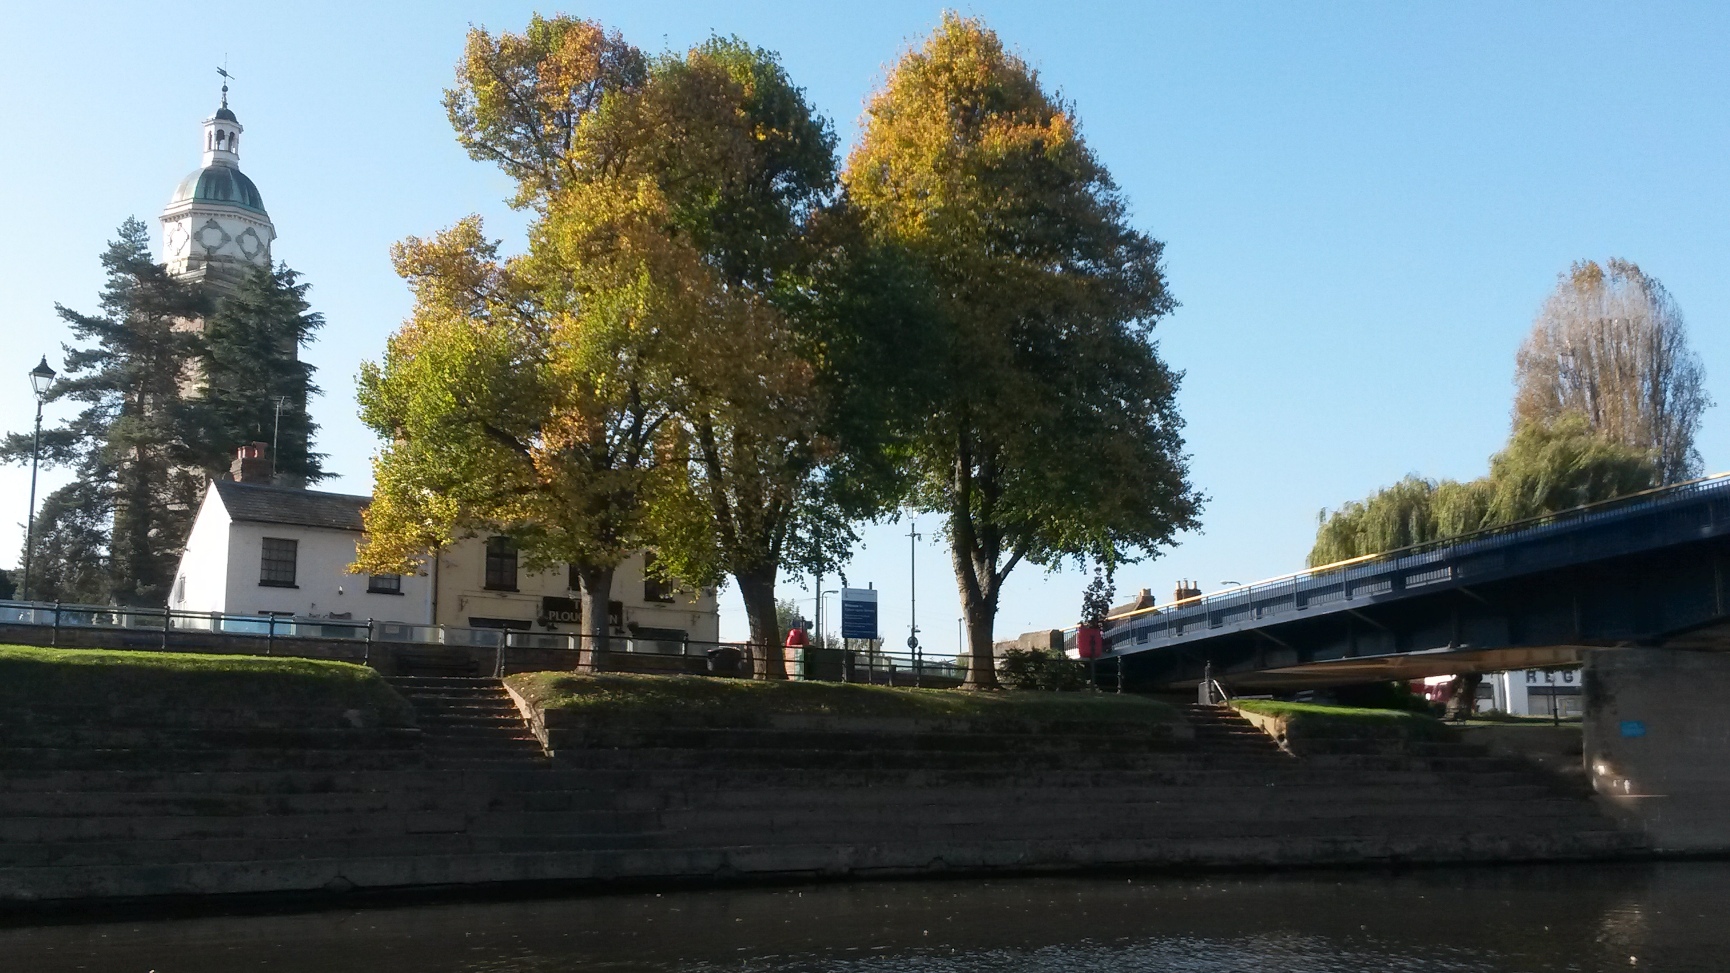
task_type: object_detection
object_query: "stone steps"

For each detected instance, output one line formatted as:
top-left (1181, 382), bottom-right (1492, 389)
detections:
top-left (388, 676), bottom-right (546, 768)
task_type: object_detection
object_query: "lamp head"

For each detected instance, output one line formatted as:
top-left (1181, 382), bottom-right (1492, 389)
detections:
top-left (28, 357), bottom-right (56, 398)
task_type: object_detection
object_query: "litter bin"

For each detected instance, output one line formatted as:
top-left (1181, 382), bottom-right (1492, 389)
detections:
top-left (705, 645), bottom-right (744, 676)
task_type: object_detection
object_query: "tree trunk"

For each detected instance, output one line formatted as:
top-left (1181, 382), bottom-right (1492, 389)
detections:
top-left (952, 536), bottom-right (1003, 691)
top-left (573, 562), bottom-right (615, 672)
top-left (961, 603), bottom-right (1000, 690)
top-left (735, 568), bottom-right (787, 681)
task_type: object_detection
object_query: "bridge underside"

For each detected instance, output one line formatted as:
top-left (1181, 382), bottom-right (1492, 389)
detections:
top-left (1116, 538), bottom-right (1730, 693)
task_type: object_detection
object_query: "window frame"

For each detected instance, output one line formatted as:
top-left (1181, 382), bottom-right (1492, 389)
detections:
top-left (483, 536), bottom-right (519, 591)
top-left (367, 573), bottom-right (403, 595)
top-left (258, 537), bottom-right (298, 588)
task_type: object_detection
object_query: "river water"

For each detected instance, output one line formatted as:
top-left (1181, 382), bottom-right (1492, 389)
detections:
top-left (3, 862), bottom-right (1726, 972)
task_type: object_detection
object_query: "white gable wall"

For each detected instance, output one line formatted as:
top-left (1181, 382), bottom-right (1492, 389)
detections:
top-left (172, 487), bottom-right (234, 613)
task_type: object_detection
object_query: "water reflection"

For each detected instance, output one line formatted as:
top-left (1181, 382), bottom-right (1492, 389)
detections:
top-left (2, 862), bottom-right (1725, 972)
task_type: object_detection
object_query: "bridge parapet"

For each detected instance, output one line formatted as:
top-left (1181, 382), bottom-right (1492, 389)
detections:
top-left (1107, 473), bottom-right (1730, 660)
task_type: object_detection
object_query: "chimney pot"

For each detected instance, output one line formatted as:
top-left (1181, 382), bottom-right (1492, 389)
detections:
top-left (230, 442), bottom-right (273, 484)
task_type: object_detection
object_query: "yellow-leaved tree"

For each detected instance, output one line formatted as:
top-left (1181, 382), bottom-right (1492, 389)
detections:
top-left (845, 14), bottom-right (1200, 687)
top-left (356, 19), bottom-right (687, 668)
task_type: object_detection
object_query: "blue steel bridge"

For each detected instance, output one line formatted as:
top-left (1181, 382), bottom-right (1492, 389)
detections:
top-left (1104, 474), bottom-right (1730, 692)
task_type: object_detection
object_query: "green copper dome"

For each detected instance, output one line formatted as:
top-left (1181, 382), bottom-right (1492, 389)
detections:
top-left (170, 165), bottom-right (267, 216)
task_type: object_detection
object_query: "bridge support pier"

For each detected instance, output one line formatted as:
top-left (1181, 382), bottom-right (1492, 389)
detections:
top-left (1584, 647), bottom-right (1730, 854)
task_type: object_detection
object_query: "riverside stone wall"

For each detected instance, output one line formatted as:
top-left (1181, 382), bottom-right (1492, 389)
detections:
top-left (0, 684), bottom-right (1646, 909)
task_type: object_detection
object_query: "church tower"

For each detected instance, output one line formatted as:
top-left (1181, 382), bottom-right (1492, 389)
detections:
top-left (160, 81), bottom-right (276, 293)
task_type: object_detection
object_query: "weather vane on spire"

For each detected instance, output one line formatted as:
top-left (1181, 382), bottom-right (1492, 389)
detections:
top-left (217, 61), bottom-right (236, 107)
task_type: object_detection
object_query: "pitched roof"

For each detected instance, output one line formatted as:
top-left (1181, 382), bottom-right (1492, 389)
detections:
top-left (212, 480), bottom-right (369, 532)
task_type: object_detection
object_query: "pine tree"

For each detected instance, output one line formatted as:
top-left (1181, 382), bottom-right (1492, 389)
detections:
top-left (4, 221), bottom-right (326, 605)
top-left (194, 263), bottom-right (326, 484)
top-left (18, 478), bottom-right (111, 603)
top-left (1, 218), bottom-right (208, 604)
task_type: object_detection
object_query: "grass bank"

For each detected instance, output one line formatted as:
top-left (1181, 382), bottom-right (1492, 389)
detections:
top-left (1232, 699), bottom-right (1451, 743)
top-left (507, 671), bottom-right (1177, 727)
top-left (0, 644), bottom-right (414, 728)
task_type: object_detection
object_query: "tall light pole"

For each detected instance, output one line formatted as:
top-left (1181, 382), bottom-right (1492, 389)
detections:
top-left (21, 356), bottom-right (56, 602)
top-left (820, 589), bottom-right (838, 647)
top-left (907, 518), bottom-right (921, 678)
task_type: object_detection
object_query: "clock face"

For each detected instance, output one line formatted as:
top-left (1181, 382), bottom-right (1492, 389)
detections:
top-left (165, 222), bottom-right (189, 254)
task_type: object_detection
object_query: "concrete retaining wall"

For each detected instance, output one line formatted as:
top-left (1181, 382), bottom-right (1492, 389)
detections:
top-left (1584, 647), bottom-right (1730, 854)
top-left (0, 688), bottom-right (1646, 909)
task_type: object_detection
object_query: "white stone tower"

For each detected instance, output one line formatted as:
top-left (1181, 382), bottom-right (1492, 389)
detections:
top-left (160, 81), bottom-right (275, 292)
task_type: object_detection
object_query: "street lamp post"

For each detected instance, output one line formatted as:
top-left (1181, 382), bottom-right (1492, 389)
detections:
top-left (819, 589), bottom-right (838, 647)
top-left (21, 356), bottom-right (57, 602)
top-left (906, 519), bottom-right (921, 684)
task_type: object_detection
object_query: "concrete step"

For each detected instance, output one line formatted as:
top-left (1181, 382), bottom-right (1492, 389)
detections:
top-left (0, 804), bottom-right (659, 844)
top-left (546, 746), bottom-right (1295, 772)
top-left (0, 727), bottom-right (424, 751)
top-left (557, 728), bottom-right (1194, 755)
top-left (0, 747), bottom-right (428, 773)
top-left (0, 785), bottom-right (623, 818)
top-left (0, 828), bottom-right (670, 870)
top-left (657, 795), bottom-right (1618, 838)
top-left (0, 767), bottom-right (606, 796)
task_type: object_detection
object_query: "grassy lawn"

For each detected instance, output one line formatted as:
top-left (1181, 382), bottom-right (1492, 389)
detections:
top-left (0, 644), bottom-right (414, 727)
top-left (1232, 699), bottom-right (1451, 741)
top-left (507, 671), bottom-right (1177, 726)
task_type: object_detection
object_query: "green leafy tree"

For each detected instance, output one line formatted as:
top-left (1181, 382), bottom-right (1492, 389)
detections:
top-left (194, 263), bottom-right (326, 484)
top-left (845, 14), bottom-right (1201, 688)
top-left (1079, 566), bottom-right (1115, 629)
top-left (1308, 414), bottom-right (1657, 565)
top-left (361, 20), bottom-right (685, 667)
top-left (774, 597), bottom-right (804, 644)
top-left (357, 217), bottom-right (688, 668)
top-left (579, 37), bottom-right (868, 679)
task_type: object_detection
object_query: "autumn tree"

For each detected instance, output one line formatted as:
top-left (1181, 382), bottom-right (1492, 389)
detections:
top-left (1514, 259), bottom-right (1710, 484)
top-left (444, 14), bottom-right (647, 210)
top-left (360, 20), bottom-right (692, 666)
top-left (382, 18), bottom-right (950, 676)
top-left (845, 14), bottom-right (1200, 688)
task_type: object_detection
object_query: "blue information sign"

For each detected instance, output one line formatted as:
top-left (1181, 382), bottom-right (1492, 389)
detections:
top-left (840, 588), bottom-right (879, 641)
top-left (1620, 720), bottom-right (1647, 738)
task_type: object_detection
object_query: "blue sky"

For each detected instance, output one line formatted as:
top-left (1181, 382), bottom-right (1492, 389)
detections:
top-left (2, 1), bottom-right (1727, 648)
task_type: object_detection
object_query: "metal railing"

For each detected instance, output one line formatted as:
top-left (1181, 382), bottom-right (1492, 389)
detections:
top-left (789, 643), bottom-right (970, 687)
top-left (1105, 472), bottom-right (1730, 653)
top-left (0, 599), bottom-right (979, 683)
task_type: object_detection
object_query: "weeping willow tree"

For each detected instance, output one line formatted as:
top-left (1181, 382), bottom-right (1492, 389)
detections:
top-left (1308, 414), bottom-right (1657, 566)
